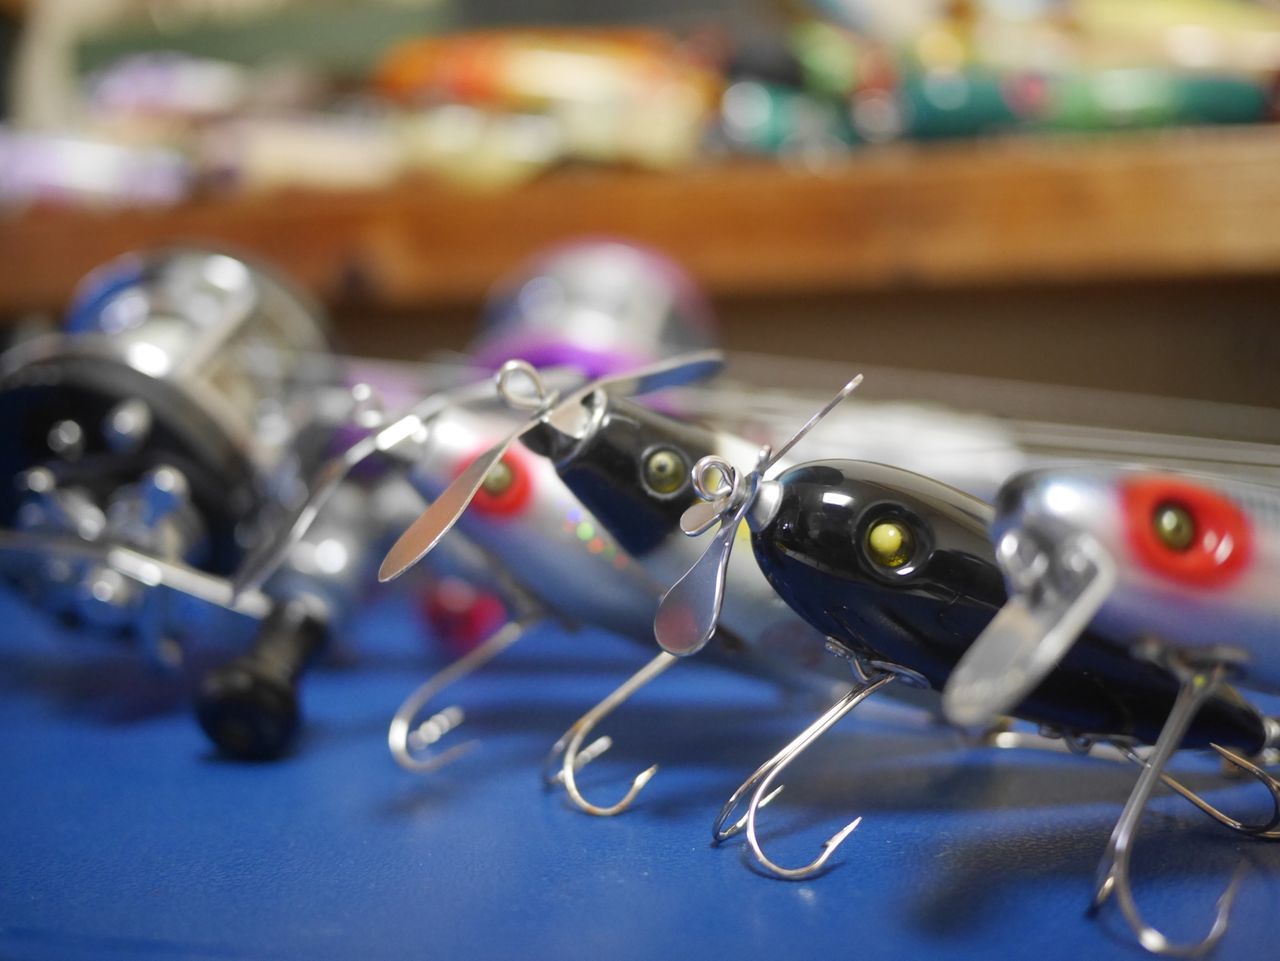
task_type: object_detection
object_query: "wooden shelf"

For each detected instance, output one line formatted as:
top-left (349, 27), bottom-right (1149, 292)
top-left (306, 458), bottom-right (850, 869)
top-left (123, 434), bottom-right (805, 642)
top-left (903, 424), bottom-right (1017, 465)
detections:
top-left (4, 126), bottom-right (1280, 314)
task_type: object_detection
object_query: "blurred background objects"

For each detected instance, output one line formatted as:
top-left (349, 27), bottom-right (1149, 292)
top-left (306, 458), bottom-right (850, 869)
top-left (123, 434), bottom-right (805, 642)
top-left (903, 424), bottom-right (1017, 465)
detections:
top-left (0, 0), bottom-right (1277, 407)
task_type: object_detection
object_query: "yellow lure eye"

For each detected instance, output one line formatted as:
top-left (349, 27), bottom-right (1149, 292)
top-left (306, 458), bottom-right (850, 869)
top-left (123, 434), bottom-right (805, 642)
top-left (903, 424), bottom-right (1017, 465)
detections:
top-left (642, 448), bottom-right (686, 495)
top-left (866, 520), bottom-right (914, 569)
top-left (1153, 502), bottom-right (1196, 552)
top-left (482, 460), bottom-right (514, 497)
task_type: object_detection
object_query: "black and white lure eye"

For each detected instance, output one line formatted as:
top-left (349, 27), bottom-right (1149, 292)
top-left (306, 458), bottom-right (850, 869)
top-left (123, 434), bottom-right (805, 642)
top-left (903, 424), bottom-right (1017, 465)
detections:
top-left (640, 445), bottom-right (689, 499)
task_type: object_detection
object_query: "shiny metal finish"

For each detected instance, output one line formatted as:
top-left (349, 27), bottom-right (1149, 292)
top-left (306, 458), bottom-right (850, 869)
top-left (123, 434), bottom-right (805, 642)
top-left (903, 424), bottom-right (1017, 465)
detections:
top-left (713, 672), bottom-right (897, 879)
top-left (541, 651), bottom-right (677, 817)
top-left (388, 619), bottom-right (537, 774)
top-left (654, 376), bottom-right (864, 659)
top-left (934, 463), bottom-right (1280, 954)
top-left (0, 249), bottom-right (336, 595)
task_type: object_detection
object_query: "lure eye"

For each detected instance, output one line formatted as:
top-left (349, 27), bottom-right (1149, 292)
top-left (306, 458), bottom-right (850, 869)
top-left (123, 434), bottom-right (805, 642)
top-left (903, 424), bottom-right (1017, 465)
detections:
top-left (481, 460), bottom-right (514, 497)
top-left (1152, 502), bottom-right (1196, 552)
top-left (1122, 476), bottom-right (1250, 588)
top-left (865, 519), bottom-right (915, 570)
top-left (641, 446), bottom-right (688, 497)
top-left (465, 452), bottom-right (531, 517)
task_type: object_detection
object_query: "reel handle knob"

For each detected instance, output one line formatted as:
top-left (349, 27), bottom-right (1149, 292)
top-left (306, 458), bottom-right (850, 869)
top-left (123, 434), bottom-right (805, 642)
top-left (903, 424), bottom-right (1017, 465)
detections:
top-left (195, 600), bottom-right (327, 761)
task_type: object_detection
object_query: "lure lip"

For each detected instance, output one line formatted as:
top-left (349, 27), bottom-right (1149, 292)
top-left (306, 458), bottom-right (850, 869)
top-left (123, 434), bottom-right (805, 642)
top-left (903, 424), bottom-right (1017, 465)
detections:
top-left (942, 515), bottom-right (1120, 727)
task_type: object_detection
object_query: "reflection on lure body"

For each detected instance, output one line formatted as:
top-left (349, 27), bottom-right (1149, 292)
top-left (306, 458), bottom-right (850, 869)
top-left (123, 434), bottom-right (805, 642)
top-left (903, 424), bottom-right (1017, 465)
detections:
top-left (403, 404), bottom-right (661, 641)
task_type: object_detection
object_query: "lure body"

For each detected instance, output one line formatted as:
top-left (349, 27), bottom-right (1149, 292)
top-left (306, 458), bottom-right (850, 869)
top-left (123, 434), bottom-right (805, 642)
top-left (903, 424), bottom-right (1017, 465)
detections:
top-left (402, 404), bottom-right (662, 641)
top-left (522, 392), bottom-right (844, 681)
top-left (1002, 467), bottom-right (1279, 687)
top-left (746, 460), bottom-right (1269, 753)
top-left (939, 466), bottom-right (1280, 725)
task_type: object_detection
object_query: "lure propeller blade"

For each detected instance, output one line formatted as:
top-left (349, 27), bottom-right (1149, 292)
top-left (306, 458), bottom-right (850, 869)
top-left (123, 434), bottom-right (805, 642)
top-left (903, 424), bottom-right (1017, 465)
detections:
top-left (380, 430), bottom-right (527, 581)
top-left (655, 507), bottom-right (742, 655)
top-left (942, 531), bottom-right (1117, 726)
top-left (578, 351), bottom-right (725, 406)
top-left (654, 374), bottom-right (864, 657)
top-left (234, 378), bottom-right (515, 596)
top-left (377, 351), bottom-right (724, 583)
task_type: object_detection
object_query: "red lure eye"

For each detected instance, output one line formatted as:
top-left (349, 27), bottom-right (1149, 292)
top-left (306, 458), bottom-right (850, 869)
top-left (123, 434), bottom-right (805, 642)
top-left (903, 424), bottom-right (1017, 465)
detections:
top-left (462, 450), bottom-right (532, 517)
top-left (1121, 476), bottom-right (1251, 588)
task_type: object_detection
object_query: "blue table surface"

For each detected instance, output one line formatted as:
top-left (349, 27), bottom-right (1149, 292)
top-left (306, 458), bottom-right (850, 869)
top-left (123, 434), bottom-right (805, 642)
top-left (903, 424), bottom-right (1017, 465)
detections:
top-left (2, 586), bottom-right (1279, 961)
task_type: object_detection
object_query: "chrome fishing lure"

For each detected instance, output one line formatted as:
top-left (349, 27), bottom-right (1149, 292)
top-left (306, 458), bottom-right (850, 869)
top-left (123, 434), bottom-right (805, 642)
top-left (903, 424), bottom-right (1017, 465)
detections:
top-left (652, 378), bottom-right (1279, 891)
top-left (942, 464), bottom-right (1280, 955)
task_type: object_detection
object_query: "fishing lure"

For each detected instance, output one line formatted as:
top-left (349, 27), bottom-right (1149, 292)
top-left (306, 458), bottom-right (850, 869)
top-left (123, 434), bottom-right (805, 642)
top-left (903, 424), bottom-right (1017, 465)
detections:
top-left (942, 464), bottom-right (1280, 954)
top-left (362, 355), bottom-right (878, 784)
top-left (247, 353), bottom-right (826, 775)
top-left (379, 358), bottom-right (1270, 847)
top-left (650, 377), bottom-right (1279, 909)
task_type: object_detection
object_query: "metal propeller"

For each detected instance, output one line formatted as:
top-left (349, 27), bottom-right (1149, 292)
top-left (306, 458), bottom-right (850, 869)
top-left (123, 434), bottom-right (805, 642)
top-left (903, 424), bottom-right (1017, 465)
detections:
top-left (654, 374), bottom-right (863, 657)
top-left (378, 351), bottom-right (725, 583)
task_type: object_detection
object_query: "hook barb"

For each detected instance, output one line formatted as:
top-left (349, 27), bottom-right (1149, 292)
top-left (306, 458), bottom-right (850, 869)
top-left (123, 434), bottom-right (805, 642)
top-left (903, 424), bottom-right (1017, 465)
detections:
top-left (713, 672), bottom-right (895, 880)
top-left (544, 652), bottom-right (679, 817)
top-left (388, 618), bottom-right (533, 773)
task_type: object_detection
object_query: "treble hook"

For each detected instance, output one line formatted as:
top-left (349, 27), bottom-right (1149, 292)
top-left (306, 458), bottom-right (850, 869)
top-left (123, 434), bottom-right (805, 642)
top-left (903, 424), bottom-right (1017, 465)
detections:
top-left (1116, 743), bottom-right (1280, 840)
top-left (982, 727), bottom-right (1280, 838)
top-left (388, 618), bottom-right (535, 773)
top-left (543, 651), bottom-right (679, 816)
top-left (1090, 661), bottom-right (1272, 957)
top-left (714, 672), bottom-right (897, 880)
